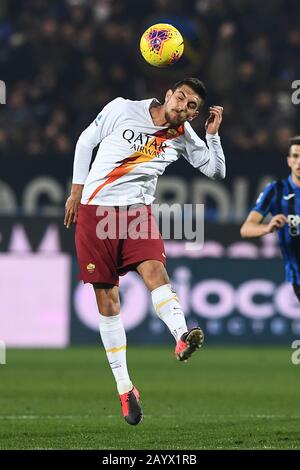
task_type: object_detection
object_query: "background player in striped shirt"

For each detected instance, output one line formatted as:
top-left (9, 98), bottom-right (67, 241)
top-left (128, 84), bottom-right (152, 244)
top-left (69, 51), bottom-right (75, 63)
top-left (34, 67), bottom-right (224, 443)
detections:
top-left (241, 136), bottom-right (300, 302)
top-left (64, 78), bottom-right (225, 425)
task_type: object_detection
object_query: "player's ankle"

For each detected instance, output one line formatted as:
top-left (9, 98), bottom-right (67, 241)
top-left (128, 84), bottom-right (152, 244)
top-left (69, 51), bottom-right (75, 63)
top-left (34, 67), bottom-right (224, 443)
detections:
top-left (117, 379), bottom-right (133, 395)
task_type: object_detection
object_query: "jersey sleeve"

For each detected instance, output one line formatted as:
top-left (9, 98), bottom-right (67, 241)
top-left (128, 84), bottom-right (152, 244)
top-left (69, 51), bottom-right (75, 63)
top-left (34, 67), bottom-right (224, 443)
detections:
top-left (252, 181), bottom-right (277, 217)
top-left (72, 97), bottom-right (126, 184)
top-left (182, 123), bottom-right (226, 180)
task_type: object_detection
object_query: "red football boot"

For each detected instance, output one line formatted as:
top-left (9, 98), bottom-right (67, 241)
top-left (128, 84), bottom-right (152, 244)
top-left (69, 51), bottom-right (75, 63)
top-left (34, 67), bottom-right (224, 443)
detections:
top-left (175, 327), bottom-right (204, 362)
top-left (119, 386), bottom-right (143, 425)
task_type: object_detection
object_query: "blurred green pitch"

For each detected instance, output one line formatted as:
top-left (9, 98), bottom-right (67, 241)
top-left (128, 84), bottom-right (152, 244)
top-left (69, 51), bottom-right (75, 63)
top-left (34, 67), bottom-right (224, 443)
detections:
top-left (0, 346), bottom-right (300, 450)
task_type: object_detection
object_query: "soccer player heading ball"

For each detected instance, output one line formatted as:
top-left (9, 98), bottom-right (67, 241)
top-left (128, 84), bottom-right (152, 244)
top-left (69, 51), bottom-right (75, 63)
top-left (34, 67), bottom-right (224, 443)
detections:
top-left (64, 78), bottom-right (226, 425)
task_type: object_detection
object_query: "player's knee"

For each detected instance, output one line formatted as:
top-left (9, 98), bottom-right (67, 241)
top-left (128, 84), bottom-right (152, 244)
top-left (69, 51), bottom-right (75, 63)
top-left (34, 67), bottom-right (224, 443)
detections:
top-left (99, 298), bottom-right (120, 315)
top-left (93, 284), bottom-right (120, 315)
top-left (143, 264), bottom-right (169, 289)
top-left (95, 292), bottom-right (120, 315)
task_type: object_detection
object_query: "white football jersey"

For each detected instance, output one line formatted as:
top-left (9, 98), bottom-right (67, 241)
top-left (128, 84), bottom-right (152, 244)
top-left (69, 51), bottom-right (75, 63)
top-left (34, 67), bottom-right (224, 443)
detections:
top-left (72, 97), bottom-right (226, 205)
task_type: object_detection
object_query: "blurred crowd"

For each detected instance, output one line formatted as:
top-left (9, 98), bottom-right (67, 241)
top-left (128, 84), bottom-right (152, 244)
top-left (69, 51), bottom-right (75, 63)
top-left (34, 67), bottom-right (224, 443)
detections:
top-left (0, 0), bottom-right (300, 160)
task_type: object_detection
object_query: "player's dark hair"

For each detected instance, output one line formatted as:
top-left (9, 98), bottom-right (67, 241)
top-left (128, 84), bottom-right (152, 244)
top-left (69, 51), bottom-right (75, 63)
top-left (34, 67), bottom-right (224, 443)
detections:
top-left (288, 135), bottom-right (300, 154)
top-left (172, 78), bottom-right (207, 106)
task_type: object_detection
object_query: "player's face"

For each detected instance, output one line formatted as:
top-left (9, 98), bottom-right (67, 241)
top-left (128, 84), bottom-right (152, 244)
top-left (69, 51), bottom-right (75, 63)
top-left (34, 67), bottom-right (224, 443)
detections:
top-left (287, 145), bottom-right (300, 179)
top-left (164, 85), bottom-right (201, 127)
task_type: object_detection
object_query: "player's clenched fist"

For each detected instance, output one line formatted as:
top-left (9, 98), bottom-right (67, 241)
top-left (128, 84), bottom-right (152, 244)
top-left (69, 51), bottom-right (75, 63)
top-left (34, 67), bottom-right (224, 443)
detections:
top-left (266, 214), bottom-right (287, 233)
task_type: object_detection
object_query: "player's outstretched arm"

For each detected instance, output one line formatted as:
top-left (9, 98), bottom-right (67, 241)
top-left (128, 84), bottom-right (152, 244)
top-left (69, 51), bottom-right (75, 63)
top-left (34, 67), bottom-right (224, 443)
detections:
top-left (240, 211), bottom-right (287, 238)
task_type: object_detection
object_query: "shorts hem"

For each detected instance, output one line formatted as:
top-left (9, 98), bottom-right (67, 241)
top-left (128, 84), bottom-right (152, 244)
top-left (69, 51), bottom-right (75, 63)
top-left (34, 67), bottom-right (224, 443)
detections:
top-left (80, 277), bottom-right (119, 286)
top-left (118, 257), bottom-right (166, 276)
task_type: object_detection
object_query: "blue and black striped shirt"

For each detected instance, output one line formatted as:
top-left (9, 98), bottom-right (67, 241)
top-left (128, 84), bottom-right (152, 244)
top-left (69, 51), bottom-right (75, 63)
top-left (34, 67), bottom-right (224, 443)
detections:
top-left (252, 175), bottom-right (300, 284)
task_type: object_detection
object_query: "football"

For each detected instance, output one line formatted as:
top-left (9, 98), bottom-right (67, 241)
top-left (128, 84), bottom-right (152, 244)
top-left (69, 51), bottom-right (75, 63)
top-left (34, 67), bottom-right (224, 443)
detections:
top-left (140, 23), bottom-right (184, 67)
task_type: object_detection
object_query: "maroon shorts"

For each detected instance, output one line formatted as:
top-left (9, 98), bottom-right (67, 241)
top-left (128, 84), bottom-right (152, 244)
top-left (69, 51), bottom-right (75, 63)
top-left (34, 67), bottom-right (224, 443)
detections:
top-left (75, 204), bottom-right (166, 285)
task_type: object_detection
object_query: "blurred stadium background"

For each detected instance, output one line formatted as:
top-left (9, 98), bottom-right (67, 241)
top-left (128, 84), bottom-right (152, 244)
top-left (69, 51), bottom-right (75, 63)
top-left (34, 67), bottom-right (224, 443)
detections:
top-left (1, 0), bottom-right (300, 450)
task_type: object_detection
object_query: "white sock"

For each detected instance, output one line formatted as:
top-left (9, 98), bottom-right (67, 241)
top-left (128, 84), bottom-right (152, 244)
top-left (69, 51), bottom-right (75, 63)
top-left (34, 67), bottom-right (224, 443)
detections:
top-left (99, 313), bottom-right (133, 395)
top-left (151, 284), bottom-right (188, 342)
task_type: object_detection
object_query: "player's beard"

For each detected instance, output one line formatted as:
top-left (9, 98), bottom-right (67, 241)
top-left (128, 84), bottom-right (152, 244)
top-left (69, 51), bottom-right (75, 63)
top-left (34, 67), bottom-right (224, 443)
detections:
top-left (165, 110), bottom-right (184, 127)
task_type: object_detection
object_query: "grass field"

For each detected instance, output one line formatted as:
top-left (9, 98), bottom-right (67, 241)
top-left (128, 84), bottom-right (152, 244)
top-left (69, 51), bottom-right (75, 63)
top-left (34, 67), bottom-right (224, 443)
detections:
top-left (0, 346), bottom-right (300, 450)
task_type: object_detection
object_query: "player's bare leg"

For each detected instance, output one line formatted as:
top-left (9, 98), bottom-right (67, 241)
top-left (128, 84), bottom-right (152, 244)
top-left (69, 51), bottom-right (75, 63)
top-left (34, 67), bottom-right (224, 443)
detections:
top-left (136, 260), bottom-right (170, 291)
top-left (94, 283), bottom-right (142, 425)
top-left (136, 260), bottom-right (204, 361)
